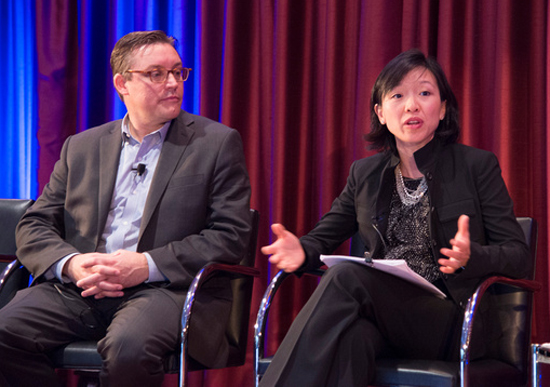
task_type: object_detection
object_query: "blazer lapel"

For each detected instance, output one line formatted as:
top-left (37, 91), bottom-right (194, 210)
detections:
top-left (139, 112), bottom-right (195, 239)
top-left (97, 123), bottom-right (123, 244)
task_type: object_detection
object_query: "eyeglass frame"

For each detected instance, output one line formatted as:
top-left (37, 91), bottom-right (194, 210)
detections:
top-left (125, 67), bottom-right (192, 83)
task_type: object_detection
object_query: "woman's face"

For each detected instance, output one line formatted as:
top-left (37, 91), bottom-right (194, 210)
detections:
top-left (375, 67), bottom-right (446, 154)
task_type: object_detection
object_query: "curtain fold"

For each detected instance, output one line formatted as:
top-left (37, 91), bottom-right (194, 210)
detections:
top-left (10, 0), bottom-right (550, 385)
top-left (36, 0), bottom-right (79, 190)
top-left (0, 0), bottom-right (37, 199)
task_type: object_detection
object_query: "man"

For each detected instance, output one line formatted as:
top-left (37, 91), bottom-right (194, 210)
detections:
top-left (0, 30), bottom-right (251, 386)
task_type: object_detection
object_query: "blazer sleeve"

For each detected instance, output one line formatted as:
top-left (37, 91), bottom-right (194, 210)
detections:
top-left (456, 151), bottom-right (531, 281)
top-left (299, 161), bottom-right (361, 272)
top-left (15, 135), bottom-right (83, 278)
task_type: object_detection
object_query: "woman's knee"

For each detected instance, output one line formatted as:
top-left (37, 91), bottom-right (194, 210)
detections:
top-left (321, 261), bottom-right (374, 288)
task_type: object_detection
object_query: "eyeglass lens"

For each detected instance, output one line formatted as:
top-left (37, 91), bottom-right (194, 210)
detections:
top-left (150, 68), bottom-right (190, 83)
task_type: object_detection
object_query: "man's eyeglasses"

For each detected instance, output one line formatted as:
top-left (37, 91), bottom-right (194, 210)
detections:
top-left (125, 67), bottom-right (191, 83)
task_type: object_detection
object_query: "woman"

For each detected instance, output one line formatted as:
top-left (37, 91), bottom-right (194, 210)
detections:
top-left (259, 49), bottom-right (530, 386)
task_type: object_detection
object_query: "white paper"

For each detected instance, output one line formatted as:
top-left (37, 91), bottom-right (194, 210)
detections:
top-left (320, 255), bottom-right (447, 298)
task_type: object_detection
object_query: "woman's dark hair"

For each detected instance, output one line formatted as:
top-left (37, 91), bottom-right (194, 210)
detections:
top-left (365, 49), bottom-right (460, 153)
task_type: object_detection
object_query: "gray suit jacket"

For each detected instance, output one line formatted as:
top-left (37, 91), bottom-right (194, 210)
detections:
top-left (15, 110), bottom-right (252, 367)
top-left (16, 110), bottom-right (251, 290)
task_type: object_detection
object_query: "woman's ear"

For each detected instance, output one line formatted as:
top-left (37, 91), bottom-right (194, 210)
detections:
top-left (374, 104), bottom-right (385, 125)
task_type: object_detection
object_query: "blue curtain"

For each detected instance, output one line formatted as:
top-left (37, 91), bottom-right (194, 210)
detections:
top-left (0, 0), bottom-right (38, 199)
top-left (1, 0), bottom-right (203, 199)
top-left (76, 0), bottom-right (201, 130)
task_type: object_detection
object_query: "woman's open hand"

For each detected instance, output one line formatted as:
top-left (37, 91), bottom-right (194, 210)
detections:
top-left (261, 224), bottom-right (305, 273)
top-left (439, 215), bottom-right (471, 274)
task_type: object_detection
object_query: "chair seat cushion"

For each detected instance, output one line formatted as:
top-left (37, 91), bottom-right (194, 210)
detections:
top-left (51, 341), bottom-right (181, 373)
top-left (51, 341), bottom-right (102, 369)
top-left (373, 358), bottom-right (526, 387)
top-left (258, 357), bottom-right (459, 386)
top-left (257, 356), bottom-right (273, 376)
top-left (259, 356), bottom-right (525, 387)
top-left (374, 358), bottom-right (458, 387)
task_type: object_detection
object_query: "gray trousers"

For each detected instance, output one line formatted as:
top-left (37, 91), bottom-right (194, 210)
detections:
top-left (0, 281), bottom-right (183, 387)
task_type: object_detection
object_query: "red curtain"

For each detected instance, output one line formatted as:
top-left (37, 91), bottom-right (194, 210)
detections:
top-left (36, 1), bottom-right (549, 386)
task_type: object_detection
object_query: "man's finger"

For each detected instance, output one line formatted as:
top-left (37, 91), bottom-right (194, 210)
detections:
top-left (76, 273), bottom-right (105, 288)
top-left (95, 281), bottom-right (123, 292)
top-left (92, 266), bottom-right (121, 276)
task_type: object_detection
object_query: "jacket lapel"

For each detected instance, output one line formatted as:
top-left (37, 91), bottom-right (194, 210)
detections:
top-left (139, 111), bottom-right (195, 239)
top-left (97, 122), bottom-right (123, 244)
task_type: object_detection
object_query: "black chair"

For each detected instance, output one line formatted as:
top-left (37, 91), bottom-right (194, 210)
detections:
top-left (0, 199), bottom-right (34, 308)
top-left (0, 205), bottom-right (260, 387)
top-left (254, 217), bottom-right (540, 387)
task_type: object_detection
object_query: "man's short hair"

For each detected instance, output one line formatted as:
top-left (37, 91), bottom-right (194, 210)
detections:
top-left (110, 30), bottom-right (176, 78)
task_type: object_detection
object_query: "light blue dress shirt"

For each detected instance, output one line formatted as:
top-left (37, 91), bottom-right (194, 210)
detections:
top-left (53, 115), bottom-right (171, 283)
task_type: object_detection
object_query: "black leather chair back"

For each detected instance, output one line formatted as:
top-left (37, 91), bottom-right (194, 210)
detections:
top-left (475, 217), bottom-right (537, 383)
top-left (0, 199), bottom-right (34, 309)
top-left (0, 199), bottom-right (34, 257)
top-left (223, 209), bottom-right (260, 366)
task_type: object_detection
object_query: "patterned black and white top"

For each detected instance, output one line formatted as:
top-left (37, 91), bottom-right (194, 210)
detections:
top-left (384, 177), bottom-right (441, 283)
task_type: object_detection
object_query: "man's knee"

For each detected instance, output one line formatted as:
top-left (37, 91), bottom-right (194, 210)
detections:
top-left (98, 331), bottom-right (167, 386)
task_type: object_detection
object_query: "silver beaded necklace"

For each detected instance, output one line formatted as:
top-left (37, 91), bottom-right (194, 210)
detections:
top-left (395, 164), bottom-right (428, 206)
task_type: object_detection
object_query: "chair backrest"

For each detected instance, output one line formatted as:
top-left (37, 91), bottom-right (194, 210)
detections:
top-left (0, 199), bottom-right (34, 308)
top-left (186, 208), bottom-right (260, 371)
top-left (0, 199), bottom-right (34, 257)
top-left (225, 208), bottom-right (260, 366)
top-left (479, 217), bottom-right (537, 381)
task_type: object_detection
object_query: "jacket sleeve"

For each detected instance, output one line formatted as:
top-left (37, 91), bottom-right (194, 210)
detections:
top-left (15, 135), bottom-right (82, 279)
top-left (454, 151), bottom-right (531, 281)
top-left (299, 161), bottom-right (361, 272)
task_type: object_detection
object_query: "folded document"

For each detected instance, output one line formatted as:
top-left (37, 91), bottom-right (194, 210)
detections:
top-left (320, 255), bottom-right (446, 298)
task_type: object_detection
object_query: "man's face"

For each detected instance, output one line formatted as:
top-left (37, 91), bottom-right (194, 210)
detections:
top-left (118, 43), bottom-right (184, 131)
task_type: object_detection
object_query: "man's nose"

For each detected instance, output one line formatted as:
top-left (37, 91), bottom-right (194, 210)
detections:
top-left (165, 71), bottom-right (179, 86)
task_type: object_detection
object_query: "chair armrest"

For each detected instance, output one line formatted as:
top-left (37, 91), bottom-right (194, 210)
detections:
top-left (254, 268), bottom-right (325, 384)
top-left (179, 262), bottom-right (260, 380)
top-left (254, 270), bottom-right (291, 361)
top-left (0, 259), bottom-right (19, 287)
top-left (460, 276), bottom-right (541, 387)
top-left (0, 260), bottom-right (32, 309)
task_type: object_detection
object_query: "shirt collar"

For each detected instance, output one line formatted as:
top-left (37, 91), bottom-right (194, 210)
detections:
top-left (121, 114), bottom-right (171, 145)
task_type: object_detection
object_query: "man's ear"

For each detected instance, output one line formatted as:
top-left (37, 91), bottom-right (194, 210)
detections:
top-left (113, 73), bottom-right (129, 97)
